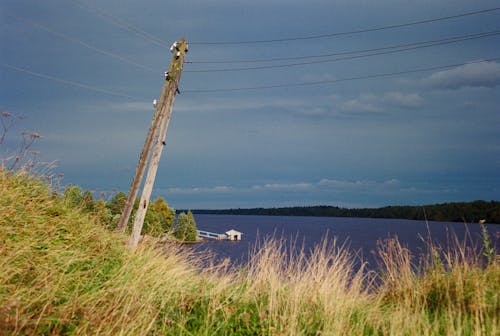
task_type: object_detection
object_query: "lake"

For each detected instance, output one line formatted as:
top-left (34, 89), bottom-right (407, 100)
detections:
top-left (189, 214), bottom-right (500, 270)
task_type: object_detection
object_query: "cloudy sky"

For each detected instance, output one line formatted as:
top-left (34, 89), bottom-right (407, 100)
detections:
top-left (1, 0), bottom-right (499, 209)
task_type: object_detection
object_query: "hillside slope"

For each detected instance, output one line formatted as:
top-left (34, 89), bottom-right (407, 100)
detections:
top-left (0, 171), bottom-right (209, 334)
top-left (1, 171), bottom-right (499, 335)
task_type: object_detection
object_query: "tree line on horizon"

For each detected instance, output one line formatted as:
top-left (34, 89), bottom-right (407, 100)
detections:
top-left (190, 200), bottom-right (500, 224)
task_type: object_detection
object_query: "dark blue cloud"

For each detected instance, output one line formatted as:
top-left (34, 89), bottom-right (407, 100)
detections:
top-left (1, 0), bottom-right (499, 208)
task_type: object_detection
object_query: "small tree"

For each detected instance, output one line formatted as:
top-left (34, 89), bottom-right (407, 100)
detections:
top-left (174, 212), bottom-right (189, 240)
top-left (107, 192), bottom-right (127, 216)
top-left (187, 210), bottom-right (197, 232)
top-left (131, 197), bottom-right (175, 237)
top-left (63, 185), bottom-right (83, 208)
top-left (93, 199), bottom-right (112, 228)
top-left (81, 190), bottom-right (94, 212)
top-left (152, 197), bottom-right (175, 231)
top-left (174, 211), bottom-right (197, 241)
top-left (142, 206), bottom-right (160, 236)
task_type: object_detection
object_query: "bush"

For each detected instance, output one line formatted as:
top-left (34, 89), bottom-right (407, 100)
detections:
top-left (174, 211), bottom-right (198, 241)
top-left (152, 197), bottom-right (175, 231)
top-left (107, 191), bottom-right (127, 216)
top-left (63, 185), bottom-right (83, 207)
top-left (81, 190), bottom-right (94, 212)
top-left (93, 199), bottom-right (113, 228)
top-left (142, 197), bottom-right (175, 236)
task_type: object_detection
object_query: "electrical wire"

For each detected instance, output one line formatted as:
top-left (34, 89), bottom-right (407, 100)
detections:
top-left (70, 0), bottom-right (170, 48)
top-left (183, 57), bottom-right (500, 93)
top-left (190, 7), bottom-right (500, 45)
top-left (63, 2), bottom-right (500, 52)
top-left (6, 12), bottom-right (157, 74)
top-left (5, 56), bottom-right (498, 97)
top-left (187, 30), bottom-right (500, 64)
top-left (4, 4), bottom-right (499, 98)
top-left (185, 31), bottom-right (500, 73)
top-left (0, 63), bottom-right (145, 100)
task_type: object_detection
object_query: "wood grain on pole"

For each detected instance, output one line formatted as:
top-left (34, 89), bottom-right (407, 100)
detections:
top-left (128, 38), bottom-right (187, 248)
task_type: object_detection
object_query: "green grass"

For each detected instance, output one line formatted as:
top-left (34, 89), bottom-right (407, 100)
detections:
top-left (1, 170), bottom-right (499, 335)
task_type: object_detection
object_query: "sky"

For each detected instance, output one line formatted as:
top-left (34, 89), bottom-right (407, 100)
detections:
top-left (1, 0), bottom-right (499, 209)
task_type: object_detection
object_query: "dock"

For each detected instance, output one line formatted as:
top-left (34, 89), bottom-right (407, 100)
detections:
top-left (197, 229), bottom-right (242, 241)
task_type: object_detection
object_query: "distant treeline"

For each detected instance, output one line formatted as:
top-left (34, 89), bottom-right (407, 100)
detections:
top-left (191, 200), bottom-right (500, 224)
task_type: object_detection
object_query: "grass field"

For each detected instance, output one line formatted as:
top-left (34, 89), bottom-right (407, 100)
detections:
top-left (1, 170), bottom-right (499, 335)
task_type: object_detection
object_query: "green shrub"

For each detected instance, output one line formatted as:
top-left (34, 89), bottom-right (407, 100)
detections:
top-left (174, 211), bottom-right (198, 241)
top-left (63, 185), bottom-right (83, 207)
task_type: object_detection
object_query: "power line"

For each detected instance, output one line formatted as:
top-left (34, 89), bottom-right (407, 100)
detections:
top-left (185, 31), bottom-right (500, 73)
top-left (190, 7), bottom-right (500, 45)
top-left (0, 63), bottom-right (144, 100)
top-left (188, 30), bottom-right (500, 64)
top-left (6, 12), bottom-right (157, 74)
top-left (10, 9), bottom-right (499, 77)
top-left (70, 0), bottom-right (170, 48)
top-left (183, 57), bottom-right (500, 93)
top-left (56, 2), bottom-right (500, 51)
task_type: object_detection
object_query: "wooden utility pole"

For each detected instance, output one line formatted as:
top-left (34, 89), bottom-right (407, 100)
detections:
top-left (116, 86), bottom-right (167, 233)
top-left (117, 37), bottom-right (188, 239)
top-left (128, 38), bottom-right (188, 248)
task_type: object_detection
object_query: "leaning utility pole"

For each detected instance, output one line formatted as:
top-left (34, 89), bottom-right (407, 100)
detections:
top-left (117, 38), bottom-right (188, 241)
top-left (115, 82), bottom-right (167, 234)
top-left (128, 101), bottom-right (174, 248)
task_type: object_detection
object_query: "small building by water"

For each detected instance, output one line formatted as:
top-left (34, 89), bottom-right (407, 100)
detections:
top-left (197, 229), bottom-right (243, 241)
top-left (225, 229), bottom-right (242, 241)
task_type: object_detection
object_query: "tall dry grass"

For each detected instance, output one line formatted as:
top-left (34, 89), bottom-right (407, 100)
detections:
top-left (1, 170), bottom-right (499, 335)
top-left (0, 171), bottom-right (205, 334)
top-left (238, 236), bottom-right (372, 334)
top-left (373, 234), bottom-right (500, 335)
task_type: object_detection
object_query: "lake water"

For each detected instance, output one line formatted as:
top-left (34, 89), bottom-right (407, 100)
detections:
top-left (189, 214), bottom-right (500, 270)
